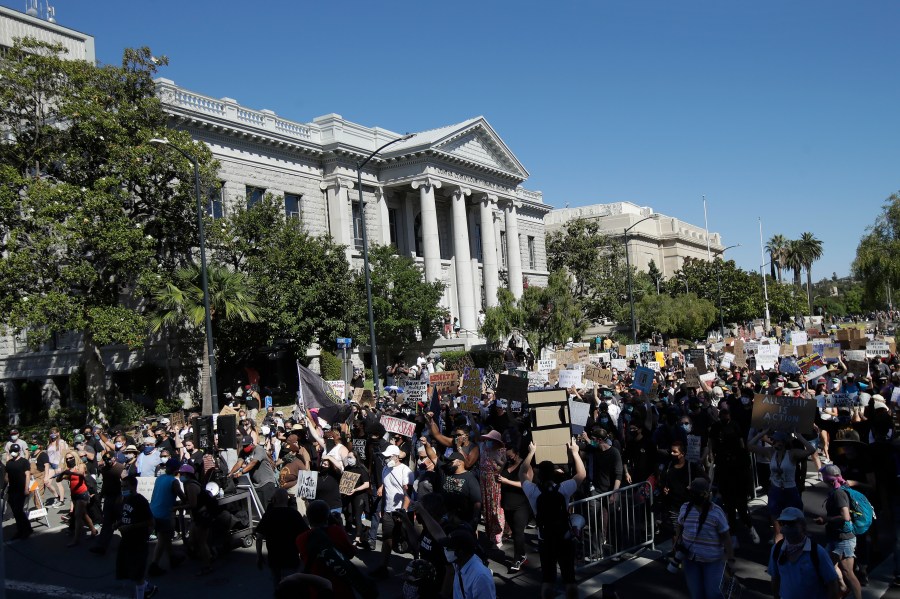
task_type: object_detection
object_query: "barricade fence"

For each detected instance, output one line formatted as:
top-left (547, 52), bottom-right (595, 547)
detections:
top-left (569, 480), bottom-right (655, 566)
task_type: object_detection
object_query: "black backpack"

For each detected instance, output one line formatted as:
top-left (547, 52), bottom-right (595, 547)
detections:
top-left (536, 483), bottom-right (570, 541)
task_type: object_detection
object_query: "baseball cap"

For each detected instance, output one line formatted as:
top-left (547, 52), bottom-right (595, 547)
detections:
top-left (446, 451), bottom-right (465, 463)
top-left (241, 435), bottom-right (254, 447)
top-left (179, 464), bottom-right (195, 474)
top-left (777, 507), bottom-right (805, 523)
top-left (820, 464), bottom-right (842, 477)
top-left (382, 445), bottom-right (401, 458)
top-left (8, 444), bottom-right (20, 455)
top-left (160, 417), bottom-right (170, 425)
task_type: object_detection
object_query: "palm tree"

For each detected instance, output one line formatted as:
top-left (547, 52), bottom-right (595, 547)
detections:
top-left (151, 263), bottom-right (260, 415)
top-left (798, 232), bottom-right (824, 315)
top-left (765, 234), bottom-right (788, 283)
top-left (784, 239), bottom-right (804, 290)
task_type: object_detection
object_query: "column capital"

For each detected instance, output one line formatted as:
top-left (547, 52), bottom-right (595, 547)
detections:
top-left (411, 177), bottom-right (442, 191)
top-left (319, 177), bottom-right (355, 192)
top-left (374, 186), bottom-right (389, 200)
top-left (478, 193), bottom-right (498, 208)
top-left (499, 197), bottom-right (522, 211)
top-left (451, 186), bottom-right (472, 199)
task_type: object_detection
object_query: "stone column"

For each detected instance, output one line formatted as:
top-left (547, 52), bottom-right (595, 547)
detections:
top-left (479, 195), bottom-right (501, 307)
top-left (504, 200), bottom-right (524, 298)
top-left (450, 187), bottom-right (476, 331)
top-left (411, 178), bottom-right (442, 283)
top-left (375, 187), bottom-right (391, 246)
top-left (320, 177), bottom-right (355, 262)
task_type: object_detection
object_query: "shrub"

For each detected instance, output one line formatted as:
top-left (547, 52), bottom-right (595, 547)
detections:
top-left (320, 351), bottom-right (343, 381)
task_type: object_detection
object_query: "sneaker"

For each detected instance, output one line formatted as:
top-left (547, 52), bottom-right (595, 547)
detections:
top-left (148, 563), bottom-right (166, 577)
top-left (749, 527), bottom-right (760, 544)
top-left (508, 558), bottom-right (527, 573)
top-left (145, 584), bottom-right (159, 599)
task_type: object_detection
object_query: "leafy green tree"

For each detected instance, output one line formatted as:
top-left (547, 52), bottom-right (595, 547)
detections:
top-left (367, 245), bottom-right (444, 371)
top-left (546, 218), bottom-right (629, 324)
top-left (798, 232), bottom-right (823, 315)
top-left (647, 259), bottom-right (663, 294)
top-left (784, 239), bottom-right (804, 289)
top-left (853, 192), bottom-right (900, 307)
top-left (207, 195), bottom-right (365, 365)
top-left (631, 293), bottom-right (716, 340)
top-left (150, 264), bottom-right (259, 414)
top-left (482, 270), bottom-right (586, 356)
top-left (766, 234), bottom-right (789, 283)
top-left (0, 39), bottom-right (214, 415)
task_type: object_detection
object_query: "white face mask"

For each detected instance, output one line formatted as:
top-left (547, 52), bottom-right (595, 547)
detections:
top-left (443, 548), bottom-right (457, 563)
top-left (10, 435), bottom-right (18, 442)
top-left (346, 456), bottom-right (357, 467)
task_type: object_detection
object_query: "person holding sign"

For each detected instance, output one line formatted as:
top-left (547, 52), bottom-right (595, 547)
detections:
top-left (342, 453), bottom-right (371, 551)
top-left (749, 428), bottom-right (816, 544)
top-left (371, 444), bottom-right (414, 579)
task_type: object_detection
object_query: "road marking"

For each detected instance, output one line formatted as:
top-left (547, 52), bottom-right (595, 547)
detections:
top-left (6, 580), bottom-right (128, 599)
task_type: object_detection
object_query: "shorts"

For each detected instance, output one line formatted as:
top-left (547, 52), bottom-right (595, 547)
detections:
top-left (72, 491), bottom-right (91, 503)
top-left (827, 537), bottom-right (856, 559)
top-left (768, 485), bottom-right (802, 518)
top-left (538, 538), bottom-right (575, 584)
top-left (154, 517), bottom-right (174, 540)
top-left (381, 511), bottom-right (399, 537)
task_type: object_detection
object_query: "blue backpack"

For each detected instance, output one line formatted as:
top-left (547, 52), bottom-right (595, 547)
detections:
top-left (839, 486), bottom-right (875, 535)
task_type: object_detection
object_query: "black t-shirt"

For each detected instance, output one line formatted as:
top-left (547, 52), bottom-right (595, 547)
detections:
top-left (345, 464), bottom-right (370, 499)
top-left (590, 446), bottom-right (623, 494)
top-left (256, 505), bottom-right (309, 568)
top-left (5, 457), bottom-right (29, 494)
top-left (440, 469), bottom-right (481, 522)
top-left (623, 434), bottom-right (658, 482)
top-left (824, 488), bottom-right (855, 541)
top-left (246, 395), bottom-right (260, 411)
top-left (500, 463), bottom-right (529, 512)
top-left (119, 493), bottom-right (152, 545)
top-left (315, 470), bottom-right (342, 510)
top-left (660, 462), bottom-right (691, 511)
top-left (34, 450), bottom-right (50, 472)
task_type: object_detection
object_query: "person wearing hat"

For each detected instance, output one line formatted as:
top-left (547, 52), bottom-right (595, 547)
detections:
top-left (90, 444), bottom-right (128, 555)
top-left (749, 428), bottom-right (816, 544)
top-left (674, 477), bottom-right (735, 599)
top-left (370, 443), bottom-right (415, 579)
top-left (815, 464), bottom-right (863, 599)
top-left (438, 449), bottom-right (482, 530)
top-left (4, 428), bottom-right (28, 464)
top-left (477, 429), bottom-right (506, 549)
top-left (229, 434), bottom-right (278, 509)
top-left (135, 436), bottom-right (161, 478)
top-left (4, 442), bottom-right (33, 539)
top-left (147, 458), bottom-right (187, 576)
top-left (440, 528), bottom-right (496, 599)
top-left (767, 506), bottom-right (839, 599)
top-left (115, 475), bottom-right (158, 599)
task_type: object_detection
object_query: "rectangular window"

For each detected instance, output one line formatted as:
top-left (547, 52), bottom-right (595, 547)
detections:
top-left (473, 223), bottom-right (483, 261)
top-left (207, 184), bottom-right (224, 219)
top-left (388, 208), bottom-right (399, 249)
top-left (246, 185), bottom-right (265, 208)
top-left (352, 203), bottom-right (364, 251)
top-left (500, 231), bottom-right (508, 268)
top-left (284, 193), bottom-right (301, 220)
top-left (528, 236), bottom-right (536, 269)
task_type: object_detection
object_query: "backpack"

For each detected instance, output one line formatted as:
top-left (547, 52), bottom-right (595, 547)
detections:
top-left (773, 539), bottom-right (826, 589)
top-left (536, 483), bottom-right (570, 541)
top-left (838, 486), bottom-right (875, 535)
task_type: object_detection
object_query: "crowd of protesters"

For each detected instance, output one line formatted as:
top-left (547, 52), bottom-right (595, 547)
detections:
top-left (2, 321), bottom-right (900, 599)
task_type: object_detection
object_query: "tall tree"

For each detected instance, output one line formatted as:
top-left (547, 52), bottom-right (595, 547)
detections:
top-left (150, 264), bottom-right (260, 414)
top-left (798, 232), bottom-right (823, 315)
top-left (765, 234), bottom-right (788, 283)
top-left (853, 192), bottom-right (900, 307)
top-left (629, 292), bottom-right (716, 340)
top-left (0, 39), bottom-right (212, 416)
top-left (784, 239), bottom-right (804, 289)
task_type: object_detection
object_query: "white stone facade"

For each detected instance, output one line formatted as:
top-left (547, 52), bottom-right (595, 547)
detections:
top-left (545, 201), bottom-right (724, 277)
top-left (0, 6), bottom-right (95, 62)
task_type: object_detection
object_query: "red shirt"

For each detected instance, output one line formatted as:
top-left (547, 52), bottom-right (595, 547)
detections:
top-left (296, 525), bottom-right (357, 599)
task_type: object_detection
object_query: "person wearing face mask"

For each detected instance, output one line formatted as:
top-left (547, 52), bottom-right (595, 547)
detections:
top-left (147, 458), bottom-right (187, 576)
top-left (475, 429), bottom-right (506, 549)
top-left (708, 404), bottom-right (758, 545)
top-left (230, 435), bottom-right (277, 509)
top-left (371, 444), bottom-right (414, 579)
top-left (440, 528), bottom-right (496, 599)
top-left (313, 456), bottom-right (344, 522)
top-left (660, 442), bottom-right (693, 535)
top-left (28, 439), bottom-right (49, 511)
top-left (674, 477), bottom-right (734, 599)
top-left (46, 428), bottom-right (68, 507)
top-left (342, 452), bottom-right (371, 549)
top-left (56, 451), bottom-right (98, 547)
top-left (90, 448), bottom-right (127, 555)
top-left (622, 423), bottom-right (656, 486)
top-left (4, 443), bottom-right (32, 539)
top-left (497, 442), bottom-right (531, 573)
top-left (768, 507), bottom-right (840, 599)
top-left (439, 450), bottom-right (482, 530)
top-left (4, 428), bottom-right (28, 464)
top-left (135, 437), bottom-right (161, 478)
top-left (815, 464), bottom-right (863, 599)
top-left (116, 475), bottom-right (158, 599)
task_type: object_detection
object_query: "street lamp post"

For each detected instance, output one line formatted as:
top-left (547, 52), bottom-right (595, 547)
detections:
top-left (149, 138), bottom-right (219, 414)
top-left (625, 213), bottom-right (660, 342)
top-left (357, 133), bottom-right (414, 399)
top-left (714, 243), bottom-right (741, 339)
top-left (759, 219), bottom-right (771, 332)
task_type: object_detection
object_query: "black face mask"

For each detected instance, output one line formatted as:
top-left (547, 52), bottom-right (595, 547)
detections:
top-left (66, 458), bottom-right (77, 468)
top-left (441, 463), bottom-right (457, 474)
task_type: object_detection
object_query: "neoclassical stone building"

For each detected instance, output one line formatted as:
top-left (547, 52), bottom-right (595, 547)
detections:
top-left (156, 79), bottom-right (551, 333)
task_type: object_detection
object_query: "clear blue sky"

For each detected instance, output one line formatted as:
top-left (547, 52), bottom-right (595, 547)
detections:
top-left (9, 1), bottom-right (900, 280)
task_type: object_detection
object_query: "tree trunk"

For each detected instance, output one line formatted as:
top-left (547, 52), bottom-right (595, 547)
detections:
top-left (793, 268), bottom-right (801, 289)
top-left (83, 330), bottom-right (107, 423)
top-left (806, 267), bottom-right (813, 315)
top-left (770, 260), bottom-right (777, 281)
top-left (200, 342), bottom-right (212, 416)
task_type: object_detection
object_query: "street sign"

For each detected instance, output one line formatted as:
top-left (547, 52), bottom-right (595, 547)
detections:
top-left (336, 337), bottom-right (352, 349)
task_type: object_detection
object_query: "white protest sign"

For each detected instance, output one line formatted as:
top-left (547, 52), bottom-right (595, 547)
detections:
top-left (380, 415), bottom-right (416, 437)
top-left (405, 380), bottom-right (427, 402)
top-left (891, 387), bottom-right (900, 405)
top-left (757, 357), bottom-right (777, 371)
top-left (597, 352), bottom-right (611, 363)
top-left (625, 344), bottom-right (642, 358)
top-left (297, 470), bottom-right (318, 500)
top-left (721, 352), bottom-right (735, 369)
top-left (137, 477), bottom-right (156, 502)
top-left (538, 359), bottom-right (557, 374)
top-left (699, 372), bottom-right (717, 384)
top-left (686, 434), bottom-right (702, 463)
top-left (558, 370), bottom-right (583, 388)
top-left (326, 380), bottom-right (346, 400)
top-left (791, 331), bottom-right (808, 347)
top-left (611, 359), bottom-right (628, 372)
top-left (845, 350), bottom-right (866, 362)
top-left (757, 344), bottom-right (780, 359)
top-left (568, 399), bottom-right (591, 427)
top-left (866, 341), bottom-right (890, 358)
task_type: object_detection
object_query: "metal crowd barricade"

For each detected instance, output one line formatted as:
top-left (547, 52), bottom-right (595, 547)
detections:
top-left (569, 480), bottom-right (655, 566)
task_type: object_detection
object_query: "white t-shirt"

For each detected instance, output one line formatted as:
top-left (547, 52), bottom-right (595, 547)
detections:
top-left (381, 462), bottom-right (414, 512)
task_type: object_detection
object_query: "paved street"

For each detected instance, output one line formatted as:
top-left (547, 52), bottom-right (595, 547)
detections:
top-left (3, 465), bottom-right (898, 599)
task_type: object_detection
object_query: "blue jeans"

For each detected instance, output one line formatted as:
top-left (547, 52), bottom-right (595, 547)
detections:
top-left (683, 559), bottom-right (725, 599)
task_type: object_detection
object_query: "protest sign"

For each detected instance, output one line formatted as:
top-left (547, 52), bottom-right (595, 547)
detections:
top-left (558, 369), bottom-right (583, 389)
top-left (527, 371), bottom-right (548, 390)
top-left (529, 389), bottom-right (570, 464)
top-left (827, 393), bottom-right (856, 408)
top-left (625, 344), bottom-right (641, 358)
top-left (137, 477), bottom-right (156, 502)
top-left (381, 415), bottom-right (416, 437)
top-left (405, 380), bottom-right (427, 402)
top-left (339, 471), bottom-right (361, 495)
top-left (326, 380), bottom-right (346, 400)
top-left (297, 471), bottom-right (318, 500)
top-left (352, 438), bottom-right (367, 460)
top-left (428, 371), bottom-right (459, 396)
top-left (779, 357), bottom-right (800, 374)
top-left (610, 359), bottom-right (628, 372)
top-left (699, 372), bottom-right (717, 385)
top-left (866, 341), bottom-right (890, 358)
top-left (780, 344), bottom-right (795, 357)
top-left (584, 366), bottom-right (613, 386)
top-left (688, 349), bottom-right (706, 369)
top-left (537, 359), bottom-right (556, 375)
top-left (757, 344), bottom-right (780, 359)
top-left (458, 367), bottom-right (483, 412)
top-left (684, 367), bottom-right (701, 388)
top-left (847, 360), bottom-right (869, 379)
top-left (686, 434), bottom-right (702, 463)
top-left (892, 387), bottom-right (900, 405)
top-left (823, 346), bottom-right (841, 361)
top-left (655, 352), bottom-right (666, 367)
top-left (668, 338), bottom-right (680, 350)
top-left (596, 352), bottom-right (611, 364)
top-left (568, 398), bottom-right (591, 436)
top-left (751, 394), bottom-right (816, 435)
top-left (170, 410), bottom-right (186, 430)
top-left (791, 331), bottom-right (808, 347)
top-left (572, 346), bottom-right (590, 365)
top-left (497, 373), bottom-right (529, 405)
top-left (632, 366), bottom-right (655, 394)
top-left (720, 353), bottom-right (735, 369)
top-left (845, 350), bottom-right (866, 362)
top-left (648, 360), bottom-right (661, 372)
top-left (756, 356), bottom-right (777, 371)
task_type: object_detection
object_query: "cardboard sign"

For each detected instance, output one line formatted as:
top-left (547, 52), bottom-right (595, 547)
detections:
top-left (610, 359), bottom-right (628, 372)
top-left (866, 341), bottom-right (890, 358)
top-left (684, 367), bottom-right (701, 388)
top-left (584, 366), bottom-right (612, 386)
top-left (327, 380), bottom-right (346, 400)
top-left (751, 394), bottom-right (816, 434)
top-left (297, 470), bottom-right (318, 500)
top-left (428, 371), bottom-right (459, 396)
top-left (405, 380), bottom-right (427, 402)
top-left (558, 369), bottom-right (583, 389)
top-left (686, 434), bottom-right (702, 463)
top-left (668, 338), bottom-right (680, 350)
top-left (847, 360), bottom-right (869, 379)
top-left (137, 477), bottom-right (156, 502)
top-left (381, 415), bottom-right (416, 438)
top-left (169, 411), bottom-right (186, 430)
top-left (632, 366), bottom-right (655, 394)
top-left (528, 389), bottom-right (570, 464)
top-left (352, 438), bottom-right (367, 460)
top-left (339, 471), bottom-right (361, 495)
top-left (824, 346), bottom-right (841, 361)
